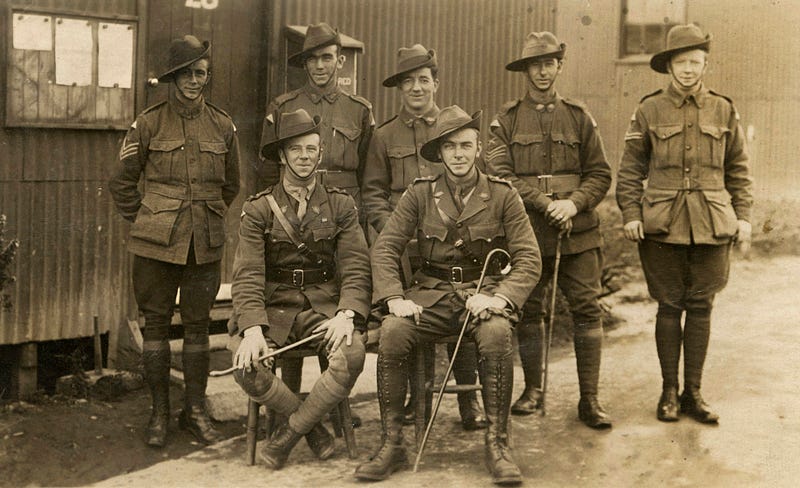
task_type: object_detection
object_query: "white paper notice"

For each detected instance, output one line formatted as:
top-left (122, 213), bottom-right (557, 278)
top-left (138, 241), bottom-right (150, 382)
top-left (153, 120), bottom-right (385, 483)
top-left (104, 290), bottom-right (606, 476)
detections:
top-left (98, 23), bottom-right (134, 88)
top-left (55, 18), bottom-right (93, 86)
top-left (12, 13), bottom-right (53, 51)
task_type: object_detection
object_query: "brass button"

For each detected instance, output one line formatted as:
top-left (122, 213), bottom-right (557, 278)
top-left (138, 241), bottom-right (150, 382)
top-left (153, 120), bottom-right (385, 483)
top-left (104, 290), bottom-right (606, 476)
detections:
top-left (687, 122), bottom-right (693, 128)
top-left (685, 145), bottom-right (691, 150)
top-left (684, 167), bottom-right (691, 173)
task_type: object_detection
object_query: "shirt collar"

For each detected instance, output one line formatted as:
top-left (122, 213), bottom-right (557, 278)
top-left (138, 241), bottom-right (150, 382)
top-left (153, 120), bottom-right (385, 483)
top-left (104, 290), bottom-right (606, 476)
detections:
top-left (303, 82), bottom-right (341, 104)
top-left (666, 82), bottom-right (708, 108)
top-left (400, 104), bottom-right (440, 127)
top-left (282, 176), bottom-right (317, 203)
top-left (168, 87), bottom-right (205, 119)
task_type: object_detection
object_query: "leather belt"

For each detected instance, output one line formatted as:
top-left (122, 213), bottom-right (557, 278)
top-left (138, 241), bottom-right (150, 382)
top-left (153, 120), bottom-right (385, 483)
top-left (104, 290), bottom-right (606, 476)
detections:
top-left (422, 263), bottom-right (486, 284)
top-left (265, 266), bottom-right (334, 287)
top-left (315, 169), bottom-right (358, 188)
top-left (145, 181), bottom-right (223, 200)
top-left (520, 174), bottom-right (580, 196)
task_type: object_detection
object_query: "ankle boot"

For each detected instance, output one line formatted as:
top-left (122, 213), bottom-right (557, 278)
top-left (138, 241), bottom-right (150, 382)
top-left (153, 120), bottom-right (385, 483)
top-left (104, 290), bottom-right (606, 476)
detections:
top-left (458, 391), bottom-right (488, 431)
top-left (657, 387), bottom-right (679, 422)
top-left (143, 344), bottom-right (171, 447)
top-left (680, 388), bottom-right (719, 424)
top-left (578, 395), bottom-right (612, 429)
top-left (260, 421), bottom-right (303, 469)
top-left (512, 320), bottom-right (544, 416)
top-left (481, 354), bottom-right (523, 486)
top-left (355, 354), bottom-right (408, 481)
top-left (181, 348), bottom-right (224, 444)
top-left (305, 422), bottom-right (335, 460)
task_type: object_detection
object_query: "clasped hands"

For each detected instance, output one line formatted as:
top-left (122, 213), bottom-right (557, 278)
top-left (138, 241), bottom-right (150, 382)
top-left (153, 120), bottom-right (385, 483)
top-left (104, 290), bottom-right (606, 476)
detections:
top-left (545, 199), bottom-right (577, 236)
top-left (387, 293), bottom-right (507, 323)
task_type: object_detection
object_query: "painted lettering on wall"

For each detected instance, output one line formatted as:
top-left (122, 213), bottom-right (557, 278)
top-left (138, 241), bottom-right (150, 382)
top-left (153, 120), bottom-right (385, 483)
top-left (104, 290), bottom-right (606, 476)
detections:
top-left (185, 0), bottom-right (219, 10)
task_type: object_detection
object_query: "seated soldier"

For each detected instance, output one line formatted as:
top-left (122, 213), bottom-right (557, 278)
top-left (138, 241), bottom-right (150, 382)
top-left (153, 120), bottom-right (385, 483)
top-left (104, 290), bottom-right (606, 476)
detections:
top-left (355, 106), bottom-right (541, 485)
top-left (228, 109), bottom-right (371, 469)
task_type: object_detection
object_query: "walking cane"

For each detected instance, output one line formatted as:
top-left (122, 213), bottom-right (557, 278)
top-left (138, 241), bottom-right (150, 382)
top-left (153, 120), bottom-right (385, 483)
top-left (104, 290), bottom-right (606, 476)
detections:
top-left (540, 233), bottom-right (563, 416)
top-left (209, 328), bottom-right (327, 377)
top-left (413, 248), bottom-right (512, 472)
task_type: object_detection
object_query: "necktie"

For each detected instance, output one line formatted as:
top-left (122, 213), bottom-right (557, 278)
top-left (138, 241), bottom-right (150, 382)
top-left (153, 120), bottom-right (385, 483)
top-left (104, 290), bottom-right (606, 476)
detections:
top-left (297, 187), bottom-right (309, 220)
top-left (454, 186), bottom-right (465, 213)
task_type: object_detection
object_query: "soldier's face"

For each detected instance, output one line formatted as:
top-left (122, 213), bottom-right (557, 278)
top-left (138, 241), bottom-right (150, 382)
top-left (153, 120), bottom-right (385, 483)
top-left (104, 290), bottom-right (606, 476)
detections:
top-left (398, 67), bottom-right (439, 114)
top-left (280, 133), bottom-right (321, 178)
top-left (305, 45), bottom-right (344, 88)
top-left (174, 59), bottom-right (210, 101)
top-left (668, 49), bottom-right (707, 90)
top-left (525, 57), bottom-right (562, 92)
top-left (439, 128), bottom-right (481, 177)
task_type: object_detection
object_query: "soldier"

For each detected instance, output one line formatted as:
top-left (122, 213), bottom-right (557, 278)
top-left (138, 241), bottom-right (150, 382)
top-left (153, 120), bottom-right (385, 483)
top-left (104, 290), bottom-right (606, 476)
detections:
top-left (361, 44), bottom-right (486, 431)
top-left (259, 22), bottom-right (374, 398)
top-left (616, 24), bottom-right (752, 423)
top-left (229, 109), bottom-right (371, 469)
top-left (109, 35), bottom-right (240, 447)
top-left (486, 31), bottom-right (613, 428)
top-left (355, 106), bottom-right (541, 485)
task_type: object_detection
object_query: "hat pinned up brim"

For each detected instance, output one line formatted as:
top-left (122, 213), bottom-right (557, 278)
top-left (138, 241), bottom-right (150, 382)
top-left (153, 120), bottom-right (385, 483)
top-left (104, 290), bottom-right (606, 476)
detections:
top-left (650, 24), bottom-right (711, 73)
top-left (383, 44), bottom-right (437, 87)
top-left (158, 35), bottom-right (211, 82)
top-left (506, 31), bottom-right (566, 72)
top-left (287, 23), bottom-right (342, 68)
top-left (420, 106), bottom-right (482, 162)
top-left (260, 110), bottom-right (321, 160)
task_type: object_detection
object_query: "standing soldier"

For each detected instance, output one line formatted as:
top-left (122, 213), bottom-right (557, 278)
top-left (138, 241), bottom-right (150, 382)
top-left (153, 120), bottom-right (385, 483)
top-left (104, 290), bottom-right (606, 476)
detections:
top-left (355, 106), bottom-right (541, 485)
top-left (109, 35), bottom-right (240, 447)
top-left (229, 109), bottom-right (371, 469)
top-left (486, 31), bottom-right (613, 428)
top-left (616, 24), bottom-right (752, 423)
top-left (260, 22), bottom-right (374, 396)
top-left (361, 44), bottom-right (486, 431)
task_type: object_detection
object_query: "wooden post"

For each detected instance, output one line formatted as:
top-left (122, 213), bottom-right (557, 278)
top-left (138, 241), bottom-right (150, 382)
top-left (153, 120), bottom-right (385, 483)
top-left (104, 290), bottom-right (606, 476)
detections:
top-left (12, 343), bottom-right (37, 400)
top-left (93, 316), bottom-right (103, 374)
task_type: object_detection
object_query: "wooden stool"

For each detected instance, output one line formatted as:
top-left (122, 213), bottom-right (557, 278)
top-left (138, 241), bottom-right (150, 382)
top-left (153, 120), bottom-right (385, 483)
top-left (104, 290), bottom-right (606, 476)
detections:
top-left (413, 335), bottom-right (482, 447)
top-left (245, 347), bottom-right (357, 465)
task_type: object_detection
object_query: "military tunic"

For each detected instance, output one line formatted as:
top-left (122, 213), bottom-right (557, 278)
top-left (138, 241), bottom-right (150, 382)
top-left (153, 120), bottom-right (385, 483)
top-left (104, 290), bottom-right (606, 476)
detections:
top-left (361, 105), bottom-right (442, 233)
top-left (228, 180), bottom-right (371, 347)
top-left (259, 84), bottom-right (374, 202)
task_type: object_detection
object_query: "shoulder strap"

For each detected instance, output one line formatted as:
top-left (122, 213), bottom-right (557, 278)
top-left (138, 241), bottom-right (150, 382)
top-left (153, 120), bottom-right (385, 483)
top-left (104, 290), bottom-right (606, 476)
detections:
top-left (265, 194), bottom-right (310, 255)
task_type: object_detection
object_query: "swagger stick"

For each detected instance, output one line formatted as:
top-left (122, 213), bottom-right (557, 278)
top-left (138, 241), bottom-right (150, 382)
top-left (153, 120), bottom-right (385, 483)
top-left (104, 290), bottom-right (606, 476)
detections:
top-left (209, 329), bottom-right (327, 377)
top-left (540, 233), bottom-right (563, 416)
top-left (413, 248), bottom-right (512, 472)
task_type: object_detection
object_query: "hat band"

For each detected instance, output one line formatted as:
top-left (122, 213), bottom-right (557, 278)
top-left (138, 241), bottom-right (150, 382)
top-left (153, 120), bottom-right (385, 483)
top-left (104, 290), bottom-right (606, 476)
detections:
top-left (397, 54), bottom-right (434, 72)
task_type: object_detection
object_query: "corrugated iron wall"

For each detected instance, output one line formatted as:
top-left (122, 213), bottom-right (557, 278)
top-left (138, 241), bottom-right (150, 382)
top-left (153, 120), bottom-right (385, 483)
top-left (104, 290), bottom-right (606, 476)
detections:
top-left (0, 0), bottom-right (139, 346)
top-left (274, 0), bottom-right (557, 134)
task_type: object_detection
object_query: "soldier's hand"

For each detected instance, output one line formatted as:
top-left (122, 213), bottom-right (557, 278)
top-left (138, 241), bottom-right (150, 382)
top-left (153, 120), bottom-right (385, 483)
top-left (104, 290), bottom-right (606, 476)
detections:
top-left (387, 298), bottom-right (424, 325)
top-left (234, 327), bottom-right (271, 373)
top-left (314, 312), bottom-right (354, 355)
top-left (546, 199), bottom-right (578, 227)
top-left (466, 293), bottom-right (507, 318)
top-left (623, 220), bottom-right (645, 242)
top-left (736, 219), bottom-right (752, 257)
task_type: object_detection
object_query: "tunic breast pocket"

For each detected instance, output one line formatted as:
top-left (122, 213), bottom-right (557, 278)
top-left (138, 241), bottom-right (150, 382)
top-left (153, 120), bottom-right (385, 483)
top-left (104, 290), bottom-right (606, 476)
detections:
top-left (467, 222), bottom-right (506, 256)
top-left (699, 125), bottom-right (730, 169)
top-left (550, 132), bottom-right (581, 171)
top-left (330, 123), bottom-right (362, 171)
top-left (510, 133), bottom-right (545, 174)
top-left (650, 125), bottom-right (683, 169)
top-left (387, 145), bottom-right (417, 191)
top-left (310, 225), bottom-right (340, 260)
top-left (199, 140), bottom-right (229, 181)
top-left (418, 220), bottom-right (448, 259)
top-left (148, 139), bottom-right (184, 180)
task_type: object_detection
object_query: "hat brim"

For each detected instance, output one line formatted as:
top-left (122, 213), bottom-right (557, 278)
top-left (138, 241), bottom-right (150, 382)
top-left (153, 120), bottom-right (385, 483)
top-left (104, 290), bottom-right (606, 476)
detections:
top-left (260, 116), bottom-right (322, 160)
top-left (420, 111), bottom-right (482, 162)
top-left (382, 53), bottom-right (437, 87)
top-left (650, 38), bottom-right (711, 73)
top-left (505, 46), bottom-right (565, 72)
top-left (287, 38), bottom-right (340, 68)
top-left (157, 41), bottom-right (211, 83)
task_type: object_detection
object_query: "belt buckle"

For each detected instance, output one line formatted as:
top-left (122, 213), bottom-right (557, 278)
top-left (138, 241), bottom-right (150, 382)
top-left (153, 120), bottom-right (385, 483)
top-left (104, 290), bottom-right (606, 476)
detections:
top-left (450, 266), bottom-right (463, 284)
top-left (538, 175), bottom-right (553, 196)
top-left (292, 269), bottom-right (304, 287)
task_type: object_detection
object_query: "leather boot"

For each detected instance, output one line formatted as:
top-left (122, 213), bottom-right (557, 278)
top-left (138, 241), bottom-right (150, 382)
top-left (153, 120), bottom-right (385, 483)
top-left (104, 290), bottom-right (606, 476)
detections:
top-left (305, 422), bottom-right (335, 460)
top-left (680, 388), bottom-right (719, 424)
top-left (180, 348), bottom-right (224, 444)
top-left (481, 354), bottom-right (523, 486)
top-left (354, 354), bottom-right (408, 481)
top-left (657, 387), bottom-right (679, 422)
top-left (578, 395), bottom-right (612, 429)
top-left (403, 343), bottom-right (434, 425)
top-left (260, 420), bottom-right (303, 470)
top-left (458, 391), bottom-right (488, 431)
top-left (143, 343), bottom-right (171, 448)
top-left (451, 341), bottom-right (487, 430)
top-left (512, 320), bottom-right (544, 415)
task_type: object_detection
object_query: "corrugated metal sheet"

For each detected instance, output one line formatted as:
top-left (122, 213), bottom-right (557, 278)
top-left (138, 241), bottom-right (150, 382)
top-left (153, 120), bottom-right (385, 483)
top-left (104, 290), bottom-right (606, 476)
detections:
top-left (275, 0), bottom-right (557, 136)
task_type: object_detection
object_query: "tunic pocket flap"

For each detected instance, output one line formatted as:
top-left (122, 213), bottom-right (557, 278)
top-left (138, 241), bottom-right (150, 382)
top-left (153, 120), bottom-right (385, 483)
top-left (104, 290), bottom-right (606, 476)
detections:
top-left (148, 139), bottom-right (184, 152)
top-left (551, 132), bottom-right (580, 147)
top-left (141, 193), bottom-right (183, 213)
top-left (199, 141), bottom-right (229, 154)
top-left (387, 145), bottom-right (416, 158)
top-left (699, 125), bottom-right (730, 140)
top-left (312, 225), bottom-right (340, 241)
top-left (702, 189), bottom-right (732, 205)
top-left (511, 133), bottom-right (544, 145)
top-left (205, 199), bottom-right (227, 217)
top-left (652, 125), bottom-right (683, 140)
top-left (333, 124), bottom-right (361, 141)
top-left (468, 223), bottom-right (505, 242)
top-left (421, 221), bottom-right (448, 241)
top-left (643, 191), bottom-right (678, 205)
